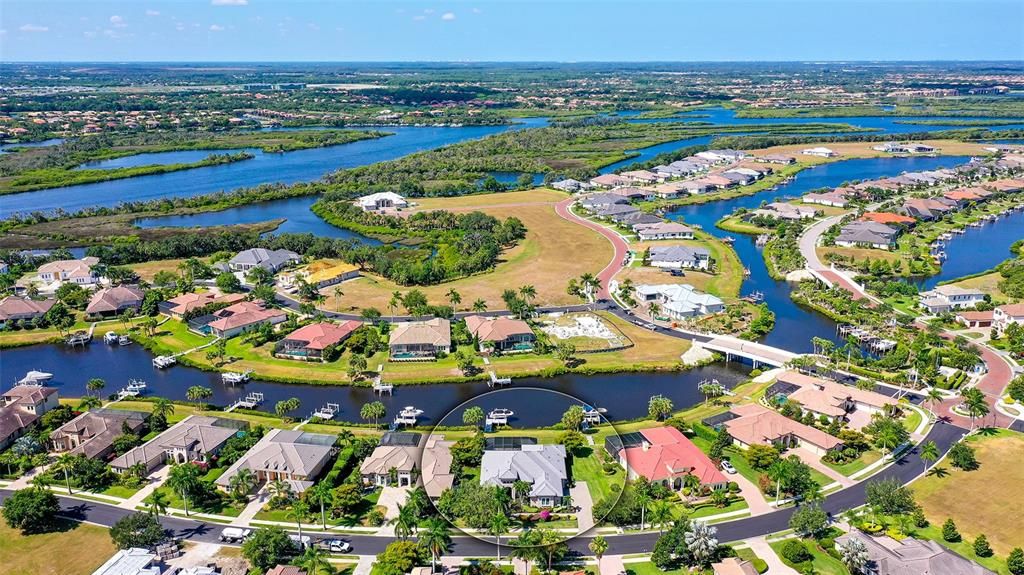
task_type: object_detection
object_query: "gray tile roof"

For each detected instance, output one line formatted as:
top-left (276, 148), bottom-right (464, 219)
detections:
top-left (480, 444), bottom-right (567, 499)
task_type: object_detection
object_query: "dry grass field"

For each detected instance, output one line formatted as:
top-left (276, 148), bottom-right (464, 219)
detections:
top-left (746, 139), bottom-right (992, 159)
top-left (912, 429), bottom-right (1024, 555)
top-left (0, 520), bottom-right (117, 575)
top-left (948, 272), bottom-right (1017, 303)
top-left (325, 189), bottom-right (614, 311)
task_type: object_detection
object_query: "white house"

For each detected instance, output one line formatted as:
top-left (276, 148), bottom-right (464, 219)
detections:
top-left (633, 284), bottom-right (725, 319)
top-left (647, 245), bottom-right (711, 270)
top-left (33, 257), bottom-right (101, 292)
top-left (802, 147), bottom-right (838, 158)
top-left (918, 285), bottom-right (986, 314)
top-left (634, 222), bottom-right (695, 241)
top-left (356, 192), bottom-right (408, 212)
top-left (994, 303), bottom-right (1024, 335)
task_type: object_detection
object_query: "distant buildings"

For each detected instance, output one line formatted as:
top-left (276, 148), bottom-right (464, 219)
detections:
top-left (749, 202), bottom-right (818, 221)
top-left (872, 142), bottom-right (935, 154)
top-left (633, 284), bottom-right (725, 319)
top-left (588, 174), bottom-right (631, 189)
top-left (634, 221), bottom-right (695, 241)
top-left (464, 315), bottom-right (535, 353)
top-left (481, 443), bottom-right (568, 507)
top-left (647, 245), bottom-right (712, 270)
top-left (228, 248), bottom-right (301, 274)
top-left (159, 291), bottom-right (245, 320)
top-left (33, 256), bottom-right (101, 293)
top-left (389, 318), bottom-right (452, 360)
top-left (695, 149), bottom-right (748, 163)
top-left (918, 285), bottom-right (986, 314)
top-left (549, 178), bottom-right (592, 193)
top-left (802, 191), bottom-right (851, 208)
top-left (300, 262), bottom-right (360, 288)
top-left (0, 385), bottom-right (59, 450)
top-left (802, 146), bottom-right (838, 158)
top-left (756, 153), bottom-right (796, 165)
top-left (858, 212), bottom-right (916, 227)
top-left (355, 192), bottom-right (409, 212)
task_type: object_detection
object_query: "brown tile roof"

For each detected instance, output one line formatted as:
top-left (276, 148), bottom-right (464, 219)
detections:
top-left (0, 296), bottom-right (56, 320)
top-left (207, 301), bottom-right (286, 332)
top-left (464, 315), bottom-right (533, 343)
top-left (281, 321), bottom-right (361, 350)
top-left (859, 212), bottom-right (916, 225)
top-left (724, 404), bottom-right (842, 450)
top-left (85, 285), bottom-right (145, 315)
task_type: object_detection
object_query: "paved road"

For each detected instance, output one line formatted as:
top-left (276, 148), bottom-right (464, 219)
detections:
top-left (0, 420), bottom-right (966, 556)
top-left (799, 214), bottom-right (845, 270)
top-left (554, 197), bottom-right (629, 299)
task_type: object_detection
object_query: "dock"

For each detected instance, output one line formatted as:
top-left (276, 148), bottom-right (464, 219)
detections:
top-left (488, 372), bottom-right (512, 387)
top-left (226, 392), bottom-right (264, 412)
top-left (372, 376), bottom-right (394, 395)
top-left (222, 371), bottom-right (252, 385)
top-left (311, 403), bottom-right (340, 420)
top-left (66, 330), bottom-right (91, 347)
top-left (153, 356), bottom-right (177, 369)
top-left (838, 324), bottom-right (897, 353)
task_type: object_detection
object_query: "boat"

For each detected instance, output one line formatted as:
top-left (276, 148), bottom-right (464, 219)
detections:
top-left (399, 406), bottom-right (424, 418)
top-left (118, 335), bottom-right (131, 346)
top-left (394, 406), bottom-right (424, 426)
top-left (488, 408), bottom-right (514, 419)
top-left (582, 405), bottom-right (607, 424)
top-left (126, 379), bottom-right (147, 393)
top-left (722, 236), bottom-right (736, 245)
top-left (104, 331), bottom-right (119, 344)
top-left (222, 371), bottom-right (252, 385)
top-left (17, 370), bottom-right (53, 385)
top-left (152, 355), bottom-right (177, 369)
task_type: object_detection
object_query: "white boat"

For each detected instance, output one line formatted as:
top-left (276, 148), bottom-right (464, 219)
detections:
top-left (152, 355), bottom-right (177, 369)
top-left (399, 406), bottom-right (424, 418)
top-left (118, 335), bottom-right (131, 346)
top-left (17, 370), bottom-right (53, 385)
top-left (488, 408), bottom-right (514, 419)
top-left (104, 331), bottom-right (119, 344)
top-left (126, 379), bottom-right (147, 392)
top-left (221, 371), bottom-right (252, 385)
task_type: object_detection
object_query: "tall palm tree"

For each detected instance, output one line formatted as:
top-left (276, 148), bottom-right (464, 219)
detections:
top-left (186, 386), bottom-right (212, 412)
top-left (391, 503), bottom-right (416, 540)
top-left (269, 478), bottom-right (292, 502)
top-left (86, 378), bottom-right (106, 397)
top-left (961, 388), bottom-right (990, 429)
top-left (418, 517), bottom-right (451, 575)
top-left (519, 285), bottom-right (536, 305)
top-left (635, 490), bottom-right (651, 530)
top-left (300, 545), bottom-right (335, 575)
top-left (472, 299), bottom-right (488, 313)
top-left (589, 535), bottom-right (609, 564)
top-left (229, 468), bottom-right (256, 499)
top-left (307, 482), bottom-right (333, 529)
top-left (925, 387), bottom-right (944, 418)
top-left (919, 440), bottom-right (939, 474)
top-left (446, 289), bottom-right (462, 308)
top-left (288, 499), bottom-right (310, 546)
top-left (145, 490), bottom-right (169, 519)
top-left (151, 397), bottom-right (175, 420)
top-left (388, 291), bottom-right (402, 321)
top-left (336, 429), bottom-right (355, 447)
top-left (53, 453), bottom-right (76, 494)
top-left (78, 395), bottom-right (102, 411)
top-left (333, 286), bottom-right (345, 311)
top-left (167, 463), bottom-right (202, 517)
top-left (488, 513), bottom-right (510, 560)
top-left (649, 500), bottom-right (673, 534)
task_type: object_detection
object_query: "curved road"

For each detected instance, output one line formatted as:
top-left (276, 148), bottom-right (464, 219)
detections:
top-left (0, 420), bottom-right (966, 557)
top-left (554, 197), bottom-right (629, 299)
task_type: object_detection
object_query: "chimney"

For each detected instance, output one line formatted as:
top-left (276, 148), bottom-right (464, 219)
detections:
top-left (641, 441), bottom-right (650, 452)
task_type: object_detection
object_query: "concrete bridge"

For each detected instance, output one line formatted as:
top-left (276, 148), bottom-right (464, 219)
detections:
top-left (696, 335), bottom-right (798, 369)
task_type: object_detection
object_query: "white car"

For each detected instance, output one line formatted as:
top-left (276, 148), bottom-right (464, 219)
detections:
top-left (219, 527), bottom-right (252, 543)
top-left (322, 539), bottom-right (353, 553)
top-left (720, 460), bottom-right (737, 474)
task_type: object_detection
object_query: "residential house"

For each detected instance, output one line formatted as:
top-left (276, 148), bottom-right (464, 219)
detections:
top-left (274, 321), bottom-right (362, 361)
top-left (901, 197), bottom-right (955, 221)
top-left (594, 203), bottom-right (640, 220)
top-left (302, 262), bottom-right (360, 288)
top-left (159, 292), bottom-right (245, 319)
top-left (718, 403), bottom-right (843, 456)
top-left (464, 315), bottom-right (535, 353)
top-left (858, 212), bottom-right (916, 227)
top-left (695, 149), bottom-right (747, 163)
top-left (0, 385), bottom-right (59, 450)
top-left (111, 415), bottom-right (245, 473)
top-left (620, 169), bottom-right (661, 184)
top-left (674, 180), bottom-right (714, 195)
top-left (647, 245), bottom-right (711, 270)
top-left (833, 532), bottom-right (996, 575)
top-left (228, 248), bottom-right (301, 274)
top-left (701, 174), bottom-right (737, 188)
top-left (993, 303), bottom-right (1024, 335)
top-left (589, 174), bottom-right (632, 189)
top-left (634, 221), bottom-right (695, 241)
top-left (634, 284), bottom-right (725, 319)
top-left (770, 371), bottom-right (897, 428)
top-left (802, 146), bottom-right (837, 158)
top-left (872, 142), bottom-right (936, 154)
top-left (720, 170), bottom-right (755, 186)
top-left (420, 434), bottom-right (456, 500)
top-left (802, 191), bottom-right (851, 208)
top-left (216, 429), bottom-right (337, 494)
top-left (667, 159), bottom-right (706, 174)
top-left (389, 318), bottom-right (451, 360)
top-left (749, 202), bottom-right (817, 221)
top-left (0, 296), bottom-right (55, 327)
top-left (355, 191), bottom-right (408, 212)
top-left (360, 432), bottom-right (425, 488)
top-left (983, 178), bottom-right (1024, 193)
top-left (835, 221), bottom-right (900, 250)
top-left (550, 178), bottom-right (591, 193)
top-left (34, 257), bottom-right (100, 292)
top-left (609, 186), bottom-right (656, 201)
top-left (606, 426), bottom-right (727, 490)
top-left (756, 154), bottom-right (796, 165)
top-left (942, 189), bottom-right (983, 206)
top-left (91, 548), bottom-right (162, 575)
top-left (480, 443), bottom-right (569, 507)
top-left (50, 408), bottom-right (148, 460)
top-left (197, 301), bottom-right (288, 338)
top-left (579, 193), bottom-right (629, 212)
top-left (955, 310), bottom-right (994, 329)
top-left (918, 285), bottom-right (986, 314)
top-left (85, 285), bottom-right (145, 318)
top-left (618, 211), bottom-right (663, 227)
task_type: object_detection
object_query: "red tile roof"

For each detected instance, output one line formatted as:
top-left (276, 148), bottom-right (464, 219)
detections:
top-left (621, 426), bottom-right (727, 486)
top-left (859, 212), bottom-right (916, 225)
top-left (281, 321), bottom-right (361, 350)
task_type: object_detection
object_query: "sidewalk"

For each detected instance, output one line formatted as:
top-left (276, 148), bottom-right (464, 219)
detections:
top-left (119, 465), bottom-right (170, 510)
top-left (791, 447), bottom-right (853, 488)
top-left (743, 536), bottom-right (799, 575)
top-left (599, 555), bottom-right (625, 575)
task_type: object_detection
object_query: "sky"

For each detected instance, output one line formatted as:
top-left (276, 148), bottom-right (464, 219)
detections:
top-left (2, 0), bottom-right (1022, 62)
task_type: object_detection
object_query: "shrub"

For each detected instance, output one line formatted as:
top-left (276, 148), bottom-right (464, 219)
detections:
top-left (781, 540), bottom-right (812, 564)
top-left (949, 443), bottom-right (979, 470)
top-left (750, 558), bottom-right (769, 573)
top-left (1007, 547), bottom-right (1024, 575)
top-left (974, 534), bottom-right (993, 558)
top-left (942, 518), bottom-right (960, 542)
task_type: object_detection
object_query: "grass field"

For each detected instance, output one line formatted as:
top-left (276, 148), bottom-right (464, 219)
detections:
top-left (912, 429), bottom-right (1024, 555)
top-left (946, 271), bottom-right (1017, 303)
top-left (748, 139), bottom-right (992, 159)
top-left (616, 233), bottom-right (743, 299)
top-left (0, 520), bottom-right (117, 575)
top-left (327, 189), bottom-right (613, 310)
top-left (570, 447), bottom-right (624, 503)
top-left (769, 535), bottom-right (849, 575)
top-left (823, 449), bottom-right (882, 477)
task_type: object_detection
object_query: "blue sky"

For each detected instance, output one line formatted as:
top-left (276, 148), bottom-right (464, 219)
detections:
top-left (2, 0), bottom-right (1022, 62)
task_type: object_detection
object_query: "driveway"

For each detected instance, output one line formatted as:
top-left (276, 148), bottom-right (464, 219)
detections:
top-left (570, 481), bottom-right (595, 533)
top-left (554, 198), bottom-right (628, 299)
top-left (729, 471), bottom-right (773, 516)
top-left (377, 485), bottom-right (410, 520)
top-left (743, 536), bottom-right (800, 574)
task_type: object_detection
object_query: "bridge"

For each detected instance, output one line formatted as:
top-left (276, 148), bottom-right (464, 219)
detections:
top-left (697, 335), bottom-right (798, 368)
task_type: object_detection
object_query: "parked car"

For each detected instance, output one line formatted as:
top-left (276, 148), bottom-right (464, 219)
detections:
top-left (290, 534), bottom-right (312, 549)
top-left (219, 527), bottom-right (252, 543)
top-left (318, 539), bottom-right (353, 553)
top-left (720, 460), bottom-right (737, 474)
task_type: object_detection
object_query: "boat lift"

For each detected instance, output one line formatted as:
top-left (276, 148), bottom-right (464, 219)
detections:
top-left (372, 376), bottom-right (394, 395)
top-left (221, 371), bottom-right (252, 385)
top-left (393, 406), bottom-right (423, 427)
top-left (311, 403), bottom-right (340, 420)
top-left (153, 356), bottom-right (177, 369)
top-left (488, 372), bottom-right (512, 387)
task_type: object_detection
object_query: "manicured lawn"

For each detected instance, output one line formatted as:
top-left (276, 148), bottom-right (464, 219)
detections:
top-left (769, 536), bottom-right (850, 575)
top-left (256, 489), bottom-right (382, 527)
top-left (0, 519), bottom-right (117, 575)
top-left (152, 484), bottom-right (244, 517)
top-left (912, 428), bottom-right (1024, 556)
top-left (685, 497), bottom-right (748, 519)
top-left (823, 449), bottom-right (882, 477)
top-left (101, 484), bottom-right (141, 498)
top-left (902, 408), bottom-right (924, 434)
top-left (625, 561), bottom-right (696, 575)
top-left (570, 448), bottom-right (623, 503)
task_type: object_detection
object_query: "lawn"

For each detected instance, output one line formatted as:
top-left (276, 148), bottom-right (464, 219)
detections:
top-left (769, 534), bottom-right (850, 575)
top-left (823, 449), bottom-right (882, 477)
top-left (570, 447), bottom-right (623, 503)
top-left (902, 408), bottom-right (924, 434)
top-left (946, 271), bottom-right (1017, 303)
top-left (912, 428), bottom-right (1024, 556)
top-left (616, 233), bottom-right (742, 299)
top-left (101, 484), bottom-right (142, 498)
top-left (0, 519), bottom-right (117, 575)
top-left (255, 489), bottom-right (382, 527)
top-left (327, 188), bottom-right (614, 310)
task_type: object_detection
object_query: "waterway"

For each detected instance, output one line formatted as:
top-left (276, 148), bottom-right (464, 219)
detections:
top-left (0, 342), bottom-right (749, 426)
top-left (665, 155), bottom-right (974, 352)
top-left (73, 148), bottom-right (255, 170)
top-left (918, 208), bottom-right (1024, 290)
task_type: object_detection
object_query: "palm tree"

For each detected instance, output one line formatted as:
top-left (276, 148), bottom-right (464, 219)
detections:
top-left (388, 291), bottom-right (402, 321)
top-left (299, 544), bottom-right (335, 572)
top-left (919, 440), bottom-right (939, 473)
top-left (229, 468), bottom-right (256, 499)
top-left (418, 517), bottom-right (451, 575)
top-left (649, 500), bottom-right (673, 534)
top-left (86, 378), bottom-right (106, 397)
top-left (269, 478), bottom-right (293, 503)
top-left (53, 453), bottom-right (76, 494)
top-left (152, 397), bottom-right (175, 420)
top-left (875, 424), bottom-right (902, 455)
top-left (307, 482), bottom-right (333, 529)
top-left (391, 503), bottom-right (416, 540)
top-left (839, 537), bottom-right (869, 574)
top-left (961, 388), bottom-right (989, 429)
top-left (333, 286), bottom-right (345, 311)
top-left (647, 302), bottom-right (661, 318)
top-left (186, 386), bottom-right (212, 412)
top-left (446, 289), bottom-right (462, 308)
top-left (683, 474), bottom-right (702, 504)
top-left (288, 499), bottom-right (310, 546)
top-left (767, 459), bottom-right (790, 503)
top-left (360, 401), bottom-right (386, 428)
top-left (635, 490), bottom-right (651, 530)
top-left (519, 285), bottom-right (536, 305)
top-left (684, 521), bottom-right (719, 567)
top-left (167, 463), bottom-right (202, 517)
top-left (925, 387), bottom-right (944, 417)
top-left (489, 513), bottom-right (510, 560)
top-left (588, 535), bottom-right (609, 563)
top-left (145, 490), bottom-right (169, 519)
top-left (472, 299), bottom-right (488, 313)
top-left (299, 545), bottom-right (335, 575)
top-left (336, 429), bottom-right (355, 447)
top-left (78, 395), bottom-right (102, 411)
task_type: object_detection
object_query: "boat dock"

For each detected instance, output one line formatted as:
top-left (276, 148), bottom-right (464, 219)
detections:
top-left (153, 356), bottom-right (177, 369)
top-left (372, 376), bottom-right (394, 395)
top-left (226, 392), bottom-right (264, 412)
top-left (66, 330), bottom-right (91, 347)
top-left (488, 372), bottom-right (512, 387)
top-left (311, 403), bottom-right (340, 420)
top-left (392, 406), bottom-right (423, 427)
top-left (222, 371), bottom-right (252, 385)
top-left (837, 324), bottom-right (897, 353)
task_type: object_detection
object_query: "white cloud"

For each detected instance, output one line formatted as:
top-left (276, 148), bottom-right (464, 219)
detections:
top-left (423, 8), bottom-right (435, 14)
top-left (175, 23), bottom-right (186, 31)
top-left (110, 15), bottom-right (127, 28)
top-left (441, 12), bottom-right (456, 20)
top-left (211, 0), bottom-right (248, 5)
top-left (413, 15), bottom-right (426, 21)
top-left (19, 24), bottom-right (49, 33)
top-left (146, 9), bottom-right (161, 17)
top-left (209, 24), bottom-right (225, 31)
